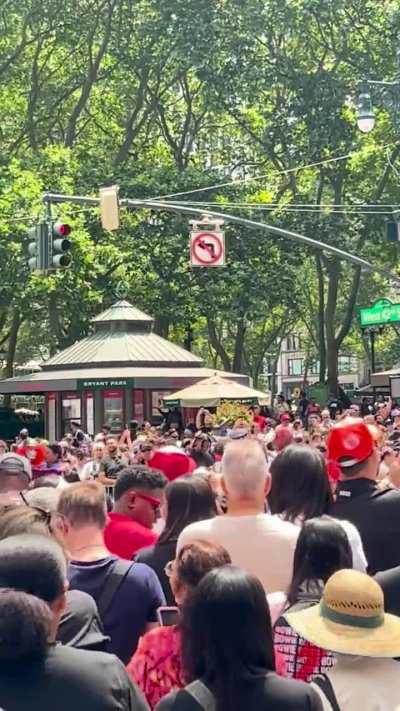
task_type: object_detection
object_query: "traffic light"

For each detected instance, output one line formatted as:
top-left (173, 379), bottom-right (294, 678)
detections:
top-left (50, 222), bottom-right (72, 268)
top-left (28, 223), bottom-right (48, 272)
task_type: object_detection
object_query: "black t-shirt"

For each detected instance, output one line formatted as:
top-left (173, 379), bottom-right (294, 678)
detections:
top-left (68, 556), bottom-right (164, 663)
top-left (135, 540), bottom-right (177, 606)
top-left (331, 478), bottom-right (400, 573)
top-left (375, 565), bottom-right (400, 617)
top-left (57, 589), bottom-right (109, 651)
top-left (0, 644), bottom-right (149, 711)
top-left (155, 675), bottom-right (322, 711)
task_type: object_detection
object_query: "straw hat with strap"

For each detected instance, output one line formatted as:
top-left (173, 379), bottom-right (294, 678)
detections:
top-left (285, 568), bottom-right (400, 658)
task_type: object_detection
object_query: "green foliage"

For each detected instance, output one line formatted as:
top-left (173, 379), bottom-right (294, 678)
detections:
top-left (0, 0), bottom-right (399, 393)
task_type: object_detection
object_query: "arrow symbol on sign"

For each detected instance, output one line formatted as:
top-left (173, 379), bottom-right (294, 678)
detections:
top-left (198, 239), bottom-right (215, 258)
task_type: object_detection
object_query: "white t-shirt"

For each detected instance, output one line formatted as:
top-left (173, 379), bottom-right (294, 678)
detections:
top-left (311, 656), bottom-right (400, 711)
top-left (177, 513), bottom-right (299, 594)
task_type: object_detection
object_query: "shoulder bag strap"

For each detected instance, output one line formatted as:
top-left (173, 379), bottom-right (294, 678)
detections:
top-left (97, 559), bottom-right (134, 619)
top-left (184, 681), bottom-right (216, 711)
top-left (313, 674), bottom-right (341, 711)
top-left (174, 681), bottom-right (216, 711)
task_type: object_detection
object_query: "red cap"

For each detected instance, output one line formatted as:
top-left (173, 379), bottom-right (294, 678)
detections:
top-left (280, 414), bottom-right (291, 423)
top-left (149, 447), bottom-right (197, 481)
top-left (327, 420), bottom-right (374, 469)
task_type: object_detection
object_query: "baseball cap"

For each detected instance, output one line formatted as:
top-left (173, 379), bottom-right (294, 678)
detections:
top-left (0, 453), bottom-right (32, 479)
top-left (149, 446), bottom-right (197, 481)
top-left (327, 419), bottom-right (374, 469)
top-left (280, 414), bottom-right (291, 423)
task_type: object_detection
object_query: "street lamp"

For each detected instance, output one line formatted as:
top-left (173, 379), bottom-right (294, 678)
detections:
top-left (356, 83), bottom-right (375, 133)
top-left (356, 76), bottom-right (400, 133)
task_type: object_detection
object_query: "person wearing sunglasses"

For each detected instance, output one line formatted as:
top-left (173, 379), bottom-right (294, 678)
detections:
top-left (57, 481), bottom-right (166, 664)
top-left (104, 466), bottom-right (167, 561)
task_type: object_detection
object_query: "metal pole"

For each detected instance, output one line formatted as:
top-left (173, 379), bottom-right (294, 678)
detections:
top-left (43, 192), bottom-right (101, 207)
top-left (42, 192), bottom-right (400, 285)
top-left (125, 198), bottom-right (400, 285)
top-left (370, 329), bottom-right (376, 374)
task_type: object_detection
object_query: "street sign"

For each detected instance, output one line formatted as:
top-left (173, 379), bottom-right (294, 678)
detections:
top-left (359, 298), bottom-right (400, 328)
top-left (190, 231), bottom-right (225, 266)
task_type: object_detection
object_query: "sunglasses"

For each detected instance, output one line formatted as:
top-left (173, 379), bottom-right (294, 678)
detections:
top-left (19, 492), bottom-right (66, 532)
top-left (133, 492), bottom-right (160, 512)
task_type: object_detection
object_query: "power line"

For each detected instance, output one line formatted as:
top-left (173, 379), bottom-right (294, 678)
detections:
top-left (164, 201), bottom-right (398, 215)
top-left (145, 143), bottom-right (396, 202)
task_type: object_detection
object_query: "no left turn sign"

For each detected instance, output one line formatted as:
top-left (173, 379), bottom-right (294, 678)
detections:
top-left (190, 231), bottom-right (225, 267)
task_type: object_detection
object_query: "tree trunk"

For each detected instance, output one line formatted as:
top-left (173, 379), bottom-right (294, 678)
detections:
top-left (325, 260), bottom-right (340, 396)
top-left (315, 254), bottom-right (326, 382)
top-left (153, 316), bottom-right (170, 338)
top-left (206, 318), bottom-right (231, 372)
top-left (270, 357), bottom-right (278, 399)
top-left (232, 319), bottom-right (246, 373)
top-left (3, 310), bottom-right (21, 407)
top-left (327, 339), bottom-right (339, 397)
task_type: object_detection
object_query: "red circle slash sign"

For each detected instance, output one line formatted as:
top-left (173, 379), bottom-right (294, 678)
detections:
top-left (191, 232), bottom-right (223, 265)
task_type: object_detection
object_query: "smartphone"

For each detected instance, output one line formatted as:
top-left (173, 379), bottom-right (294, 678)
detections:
top-left (156, 606), bottom-right (180, 626)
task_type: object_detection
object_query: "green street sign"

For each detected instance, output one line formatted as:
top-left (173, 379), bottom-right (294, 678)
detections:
top-left (359, 299), bottom-right (400, 328)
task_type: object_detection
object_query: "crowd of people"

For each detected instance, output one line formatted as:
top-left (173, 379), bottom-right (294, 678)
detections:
top-left (1, 392), bottom-right (400, 709)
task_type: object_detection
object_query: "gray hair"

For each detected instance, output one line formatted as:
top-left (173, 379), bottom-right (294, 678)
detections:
top-left (222, 440), bottom-right (269, 498)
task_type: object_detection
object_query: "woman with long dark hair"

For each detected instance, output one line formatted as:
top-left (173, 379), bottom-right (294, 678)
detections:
top-left (128, 540), bottom-right (231, 709)
top-left (155, 566), bottom-right (321, 711)
top-left (268, 444), bottom-right (367, 571)
top-left (136, 476), bottom-right (217, 604)
top-left (273, 518), bottom-right (353, 681)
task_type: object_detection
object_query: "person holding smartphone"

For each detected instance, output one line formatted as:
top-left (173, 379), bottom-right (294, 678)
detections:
top-left (127, 541), bottom-right (231, 709)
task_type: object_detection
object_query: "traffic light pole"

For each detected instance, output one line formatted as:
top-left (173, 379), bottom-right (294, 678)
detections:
top-left (42, 192), bottom-right (400, 285)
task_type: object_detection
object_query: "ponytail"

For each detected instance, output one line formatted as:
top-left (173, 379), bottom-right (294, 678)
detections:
top-left (0, 588), bottom-right (51, 663)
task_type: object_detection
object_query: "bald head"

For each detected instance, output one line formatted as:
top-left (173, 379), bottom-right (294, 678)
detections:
top-left (222, 440), bottom-right (269, 499)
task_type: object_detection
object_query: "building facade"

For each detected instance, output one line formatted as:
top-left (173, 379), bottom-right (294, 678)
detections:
top-left (275, 335), bottom-right (365, 396)
top-left (0, 300), bottom-right (249, 439)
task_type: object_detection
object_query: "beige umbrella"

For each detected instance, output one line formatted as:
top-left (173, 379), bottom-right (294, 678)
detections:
top-left (163, 373), bottom-right (271, 408)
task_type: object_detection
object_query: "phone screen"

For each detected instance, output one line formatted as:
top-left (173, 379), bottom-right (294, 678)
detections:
top-left (156, 606), bottom-right (180, 626)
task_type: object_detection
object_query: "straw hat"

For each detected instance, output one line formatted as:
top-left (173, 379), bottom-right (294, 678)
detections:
top-left (286, 569), bottom-right (400, 658)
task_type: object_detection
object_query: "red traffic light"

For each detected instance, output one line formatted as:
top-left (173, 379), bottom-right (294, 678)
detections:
top-left (53, 222), bottom-right (71, 237)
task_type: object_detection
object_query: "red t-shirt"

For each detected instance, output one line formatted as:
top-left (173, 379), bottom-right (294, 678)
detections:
top-left (253, 415), bottom-right (267, 432)
top-left (104, 512), bottom-right (158, 560)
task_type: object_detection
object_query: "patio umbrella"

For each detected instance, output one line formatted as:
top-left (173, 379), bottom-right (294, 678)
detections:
top-left (163, 374), bottom-right (271, 408)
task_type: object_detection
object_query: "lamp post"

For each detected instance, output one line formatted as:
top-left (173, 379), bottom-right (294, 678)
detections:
top-left (356, 82), bottom-right (376, 133)
top-left (356, 71), bottom-right (400, 134)
top-left (362, 326), bottom-right (385, 375)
